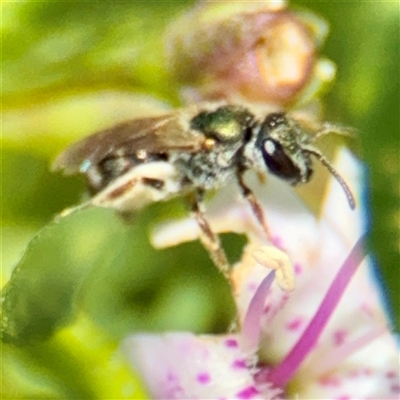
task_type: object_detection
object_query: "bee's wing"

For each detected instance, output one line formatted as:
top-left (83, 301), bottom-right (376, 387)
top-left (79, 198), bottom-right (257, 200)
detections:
top-left (52, 111), bottom-right (205, 175)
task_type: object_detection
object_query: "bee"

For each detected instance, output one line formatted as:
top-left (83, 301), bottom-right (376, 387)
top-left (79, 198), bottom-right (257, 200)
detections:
top-left (53, 102), bottom-right (355, 276)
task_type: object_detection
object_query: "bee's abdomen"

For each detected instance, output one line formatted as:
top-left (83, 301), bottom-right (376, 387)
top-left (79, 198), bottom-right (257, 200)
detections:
top-left (86, 152), bottom-right (168, 194)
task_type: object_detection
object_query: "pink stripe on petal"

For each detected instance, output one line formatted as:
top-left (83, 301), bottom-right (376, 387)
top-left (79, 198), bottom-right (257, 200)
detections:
top-left (225, 338), bottom-right (239, 348)
top-left (267, 235), bottom-right (366, 387)
top-left (319, 376), bottom-right (341, 387)
top-left (391, 384), bottom-right (400, 394)
top-left (197, 372), bottom-right (211, 384)
top-left (232, 359), bottom-right (247, 369)
top-left (333, 329), bottom-right (348, 346)
top-left (294, 263), bottom-right (303, 275)
top-left (386, 371), bottom-right (397, 379)
top-left (286, 317), bottom-right (303, 332)
top-left (236, 386), bottom-right (259, 399)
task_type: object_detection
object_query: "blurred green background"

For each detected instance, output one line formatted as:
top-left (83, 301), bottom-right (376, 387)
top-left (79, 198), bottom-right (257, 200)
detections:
top-left (2, 1), bottom-right (399, 398)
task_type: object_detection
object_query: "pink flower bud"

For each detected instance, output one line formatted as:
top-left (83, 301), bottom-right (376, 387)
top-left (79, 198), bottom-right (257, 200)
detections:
top-left (165, 1), bottom-right (331, 106)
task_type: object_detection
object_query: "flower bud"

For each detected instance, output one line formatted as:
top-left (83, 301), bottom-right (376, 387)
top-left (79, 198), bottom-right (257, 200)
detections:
top-left (165, 1), bottom-right (333, 106)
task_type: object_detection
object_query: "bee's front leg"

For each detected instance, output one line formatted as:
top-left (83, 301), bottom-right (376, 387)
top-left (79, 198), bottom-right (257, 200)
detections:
top-left (237, 169), bottom-right (272, 241)
top-left (189, 189), bottom-right (230, 278)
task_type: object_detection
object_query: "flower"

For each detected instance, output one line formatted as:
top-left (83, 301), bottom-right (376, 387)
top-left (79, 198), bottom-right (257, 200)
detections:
top-left (123, 149), bottom-right (399, 399)
top-left (165, 0), bottom-right (335, 107)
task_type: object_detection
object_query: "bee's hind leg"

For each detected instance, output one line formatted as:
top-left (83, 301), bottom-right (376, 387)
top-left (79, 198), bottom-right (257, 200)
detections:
top-left (189, 189), bottom-right (230, 278)
top-left (237, 170), bottom-right (273, 241)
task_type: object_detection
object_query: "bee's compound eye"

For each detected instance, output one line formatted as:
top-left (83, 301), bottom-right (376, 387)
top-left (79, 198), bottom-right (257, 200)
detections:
top-left (261, 138), bottom-right (301, 183)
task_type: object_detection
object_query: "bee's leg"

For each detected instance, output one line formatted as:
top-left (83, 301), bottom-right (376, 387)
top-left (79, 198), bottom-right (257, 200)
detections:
top-left (189, 190), bottom-right (230, 278)
top-left (237, 171), bottom-right (273, 241)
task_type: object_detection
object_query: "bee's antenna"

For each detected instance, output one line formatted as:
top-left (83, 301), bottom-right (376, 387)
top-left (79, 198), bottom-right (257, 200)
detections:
top-left (305, 147), bottom-right (356, 210)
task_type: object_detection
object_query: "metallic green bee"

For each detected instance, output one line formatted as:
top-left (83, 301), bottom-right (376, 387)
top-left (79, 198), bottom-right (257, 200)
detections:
top-left (53, 102), bottom-right (355, 276)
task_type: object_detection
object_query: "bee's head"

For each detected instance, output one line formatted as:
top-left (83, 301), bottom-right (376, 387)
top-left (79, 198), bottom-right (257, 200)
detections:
top-left (256, 112), bottom-right (313, 186)
top-left (255, 112), bottom-right (356, 209)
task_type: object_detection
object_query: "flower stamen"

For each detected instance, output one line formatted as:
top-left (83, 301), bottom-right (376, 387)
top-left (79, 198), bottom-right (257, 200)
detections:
top-left (267, 235), bottom-right (366, 387)
top-left (241, 245), bottom-right (295, 356)
top-left (252, 246), bottom-right (295, 292)
top-left (242, 270), bottom-right (276, 355)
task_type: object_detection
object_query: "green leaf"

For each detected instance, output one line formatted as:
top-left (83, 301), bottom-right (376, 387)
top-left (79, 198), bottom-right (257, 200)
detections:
top-left (3, 1), bottom-right (191, 107)
top-left (1, 201), bottom-right (239, 345)
top-left (2, 314), bottom-right (149, 399)
top-left (1, 208), bottom-right (127, 344)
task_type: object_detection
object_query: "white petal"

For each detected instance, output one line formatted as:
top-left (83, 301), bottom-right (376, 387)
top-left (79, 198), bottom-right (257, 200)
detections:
top-left (296, 333), bottom-right (400, 400)
top-left (123, 332), bottom-right (272, 399)
top-left (321, 148), bottom-right (366, 246)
